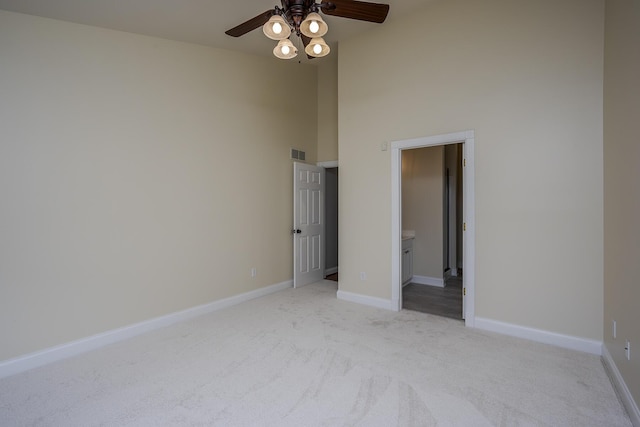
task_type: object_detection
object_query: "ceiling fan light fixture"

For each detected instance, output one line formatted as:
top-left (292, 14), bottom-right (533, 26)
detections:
top-left (304, 37), bottom-right (330, 58)
top-left (273, 39), bottom-right (298, 59)
top-left (227, 1), bottom-right (390, 60)
top-left (263, 15), bottom-right (291, 40)
top-left (300, 12), bottom-right (328, 38)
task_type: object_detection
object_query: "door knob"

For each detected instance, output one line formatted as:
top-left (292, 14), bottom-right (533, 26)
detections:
top-left (292, 229), bottom-right (301, 234)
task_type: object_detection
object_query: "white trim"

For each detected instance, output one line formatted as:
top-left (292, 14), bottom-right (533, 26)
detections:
top-left (463, 137), bottom-right (475, 325)
top-left (317, 160), bottom-right (338, 168)
top-left (324, 266), bottom-right (339, 276)
top-left (411, 275), bottom-right (445, 287)
top-left (602, 345), bottom-right (640, 426)
top-left (0, 280), bottom-right (292, 379)
top-left (392, 131), bottom-right (472, 150)
top-left (474, 317), bottom-right (603, 355)
top-left (337, 290), bottom-right (397, 311)
top-left (391, 145), bottom-right (402, 311)
top-left (390, 130), bottom-right (475, 325)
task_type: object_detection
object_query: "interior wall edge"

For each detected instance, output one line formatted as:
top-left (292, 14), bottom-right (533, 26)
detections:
top-left (336, 290), bottom-right (399, 312)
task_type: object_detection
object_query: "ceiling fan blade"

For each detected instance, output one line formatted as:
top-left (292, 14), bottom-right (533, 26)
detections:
top-left (321, 0), bottom-right (389, 23)
top-left (225, 10), bottom-right (275, 37)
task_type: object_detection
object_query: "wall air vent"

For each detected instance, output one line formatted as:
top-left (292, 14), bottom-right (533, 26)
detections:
top-left (290, 148), bottom-right (306, 161)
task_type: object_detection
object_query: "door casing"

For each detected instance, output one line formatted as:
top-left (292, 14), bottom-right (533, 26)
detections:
top-left (391, 130), bottom-right (476, 326)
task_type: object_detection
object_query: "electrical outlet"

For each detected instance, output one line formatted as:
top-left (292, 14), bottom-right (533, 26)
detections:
top-left (625, 341), bottom-right (631, 361)
top-left (251, 268), bottom-right (256, 278)
top-left (613, 320), bottom-right (617, 339)
top-left (360, 272), bottom-right (367, 280)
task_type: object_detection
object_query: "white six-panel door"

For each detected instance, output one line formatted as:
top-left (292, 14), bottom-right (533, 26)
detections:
top-left (293, 162), bottom-right (325, 288)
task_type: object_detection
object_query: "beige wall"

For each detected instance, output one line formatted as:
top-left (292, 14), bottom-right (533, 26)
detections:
top-left (0, 11), bottom-right (317, 361)
top-left (604, 0), bottom-right (640, 409)
top-left (316, 55), bottom-right (338, 162)
top-left (338, 0), bottom-right (605, 340)
top-left (401, 147), bottom-right (444, 279)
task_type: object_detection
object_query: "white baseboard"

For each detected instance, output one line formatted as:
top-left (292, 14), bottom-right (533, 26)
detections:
top-left (602, 345), bottom-right (640, 426)
top-left (324, 266), bottom-right (338, 276)
top-left (474, 317), bottom-right (602, 355)
top-left (336, 290), bottom-right (398, 311)
top-left (0, 280), bottom-right (293, 379)
top-left (412, 275), bottom-right (445, 287)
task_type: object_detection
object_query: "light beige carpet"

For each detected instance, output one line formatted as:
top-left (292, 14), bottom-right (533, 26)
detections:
top-left (0, 281), bottom-right (632, 426)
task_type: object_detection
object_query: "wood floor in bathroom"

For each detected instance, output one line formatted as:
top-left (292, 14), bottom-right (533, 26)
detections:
top-left (402, 275), bottom-right (463, 320)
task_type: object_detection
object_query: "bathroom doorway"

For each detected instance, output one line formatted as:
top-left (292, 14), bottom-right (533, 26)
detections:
top-left (390, 130), bottom-right (475, 326)
top-left (400, 144), bottom-right (463, 320)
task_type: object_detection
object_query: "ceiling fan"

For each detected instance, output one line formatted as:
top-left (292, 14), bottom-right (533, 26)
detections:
top-left (225, 0), bottom-right (390, 59)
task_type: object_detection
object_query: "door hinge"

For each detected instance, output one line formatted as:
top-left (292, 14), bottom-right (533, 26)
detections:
top-left (463, 287), bottom-right (466, 296)
top-left (463, 158), bottom-right (466, 167)
top-left (463, 222), bottom-right (466, 231)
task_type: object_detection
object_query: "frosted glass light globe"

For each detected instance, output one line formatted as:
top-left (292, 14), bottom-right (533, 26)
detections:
top-left (309, 20), bottom-right (319, 34)
top-left (313, 43), bottom-right (322, 55)
top-left (272, 22), bottom-right (282, 34)
top-left (281, 45), bottom-right (290, 55)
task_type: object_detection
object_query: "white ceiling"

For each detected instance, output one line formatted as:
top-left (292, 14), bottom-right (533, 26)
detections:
top-left (0, 0), bottom-right (431, 63)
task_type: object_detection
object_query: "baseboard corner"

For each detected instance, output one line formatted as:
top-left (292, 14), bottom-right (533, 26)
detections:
top-left (602, 345), bottom-right (640, 426)
top-left (336, 290), bottom-right (397, 311)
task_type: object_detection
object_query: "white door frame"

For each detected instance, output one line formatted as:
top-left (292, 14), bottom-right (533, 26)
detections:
top-left (317, 161), bottom-right (339, 168)
top-left (390, 130), bottom-right (475, 327)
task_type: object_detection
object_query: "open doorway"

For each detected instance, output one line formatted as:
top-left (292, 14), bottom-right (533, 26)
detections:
top-left (400, 144), bottom-right (463, 320)
top-left (324, 167), bottom-right (338, 281)
top-left (390, 130), bottom-right (475, 327)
